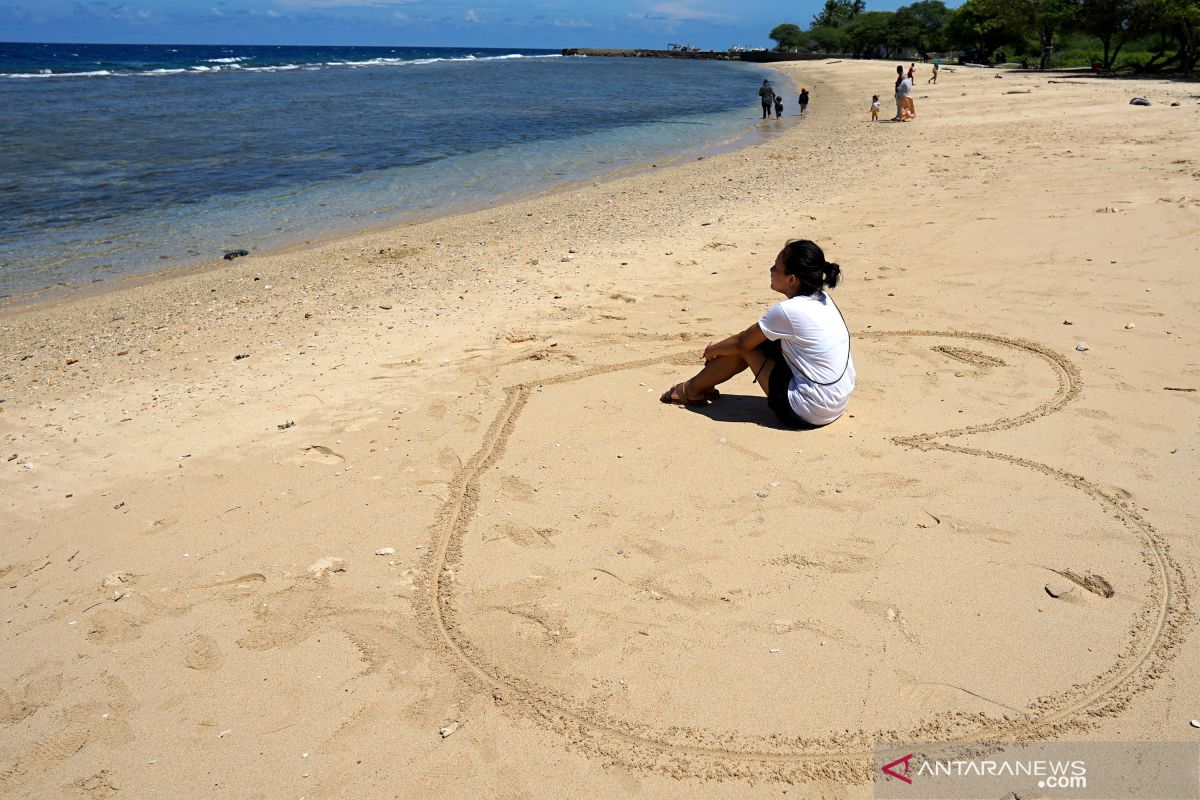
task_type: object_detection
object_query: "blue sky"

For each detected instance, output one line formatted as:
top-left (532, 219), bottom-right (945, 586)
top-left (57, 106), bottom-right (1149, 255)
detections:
top-left (0, 0), bottom-right (924, 50)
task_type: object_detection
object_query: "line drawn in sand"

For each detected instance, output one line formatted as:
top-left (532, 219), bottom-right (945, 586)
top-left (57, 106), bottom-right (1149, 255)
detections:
top-left (415, 330), bottom-right (1190, 784)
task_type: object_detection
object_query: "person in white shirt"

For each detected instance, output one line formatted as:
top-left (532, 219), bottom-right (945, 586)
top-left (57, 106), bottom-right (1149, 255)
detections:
top-left (660, 239), bottom-right (855, 428)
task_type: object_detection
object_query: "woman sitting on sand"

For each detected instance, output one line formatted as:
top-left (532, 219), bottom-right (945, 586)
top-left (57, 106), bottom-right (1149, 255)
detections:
top-left (660, 239), bottom-right (855, 428)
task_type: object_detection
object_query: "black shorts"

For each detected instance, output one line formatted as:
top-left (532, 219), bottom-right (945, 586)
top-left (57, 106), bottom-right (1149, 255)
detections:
top-left (756, 339), bottom-right (820, 429)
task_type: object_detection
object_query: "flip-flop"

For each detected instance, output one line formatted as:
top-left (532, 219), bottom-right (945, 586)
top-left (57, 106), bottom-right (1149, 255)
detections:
top-left (659, 381), bottom-right (714, 407)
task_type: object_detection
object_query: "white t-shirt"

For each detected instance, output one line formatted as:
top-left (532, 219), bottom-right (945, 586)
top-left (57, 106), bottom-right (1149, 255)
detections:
top-left (758, 292), bottom-right (856, 426)
top-left (898, 77), bottom-right (912, 97)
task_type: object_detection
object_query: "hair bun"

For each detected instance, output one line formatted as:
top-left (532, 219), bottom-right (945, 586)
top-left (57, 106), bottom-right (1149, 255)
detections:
top-left (824, 261), bottom-right (841, 289)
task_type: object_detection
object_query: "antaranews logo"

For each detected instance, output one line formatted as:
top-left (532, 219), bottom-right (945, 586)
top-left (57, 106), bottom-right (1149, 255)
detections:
top-left (881, 754), bottom-right (914, 785)
top-left (874, 741), bottom-right (1200, 800)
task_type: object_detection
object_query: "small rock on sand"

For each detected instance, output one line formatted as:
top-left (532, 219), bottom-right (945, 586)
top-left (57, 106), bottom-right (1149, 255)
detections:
top-left (374, 547), bottom-right (395, 556)
top-left (439, 722), bottom-right (458, 739)
top-left (1075, 342), bottom-right (1089, 352)
top-left (307, 556), bottom-right (347, 576)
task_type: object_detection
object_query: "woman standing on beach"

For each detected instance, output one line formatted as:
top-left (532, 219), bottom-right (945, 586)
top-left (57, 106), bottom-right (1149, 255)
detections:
top-left (893, 65), bottom-right (904, 121)
top-left (660, 239), bottom-right (855, 429)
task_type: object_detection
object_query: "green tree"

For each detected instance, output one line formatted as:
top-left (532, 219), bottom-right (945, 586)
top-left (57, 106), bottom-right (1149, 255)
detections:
top-left (809, 25), bottom-right (847, 52)
top-left (842, 11), bottom-right (897, 55)
top-left (1144, 0), bottom-right (1200, 74)
top-left (811, 0), bottom-right (866, 28)
top-left (944, 0), bottom-right (1023, 57)
top-left (1078, 0), bottom-right (1141, 67)
top-left (1011, 0), bottom-right (1083, 68)
top-left (890, 0), bottom-right (952, 53)
top-left (769, 23), bottom-right (806, 50)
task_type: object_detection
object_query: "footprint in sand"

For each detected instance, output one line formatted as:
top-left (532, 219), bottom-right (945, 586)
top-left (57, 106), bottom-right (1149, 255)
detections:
top-left (0, 666), bottom-right (65, 725)
top-left (183, 633), bottom-right (225, 671)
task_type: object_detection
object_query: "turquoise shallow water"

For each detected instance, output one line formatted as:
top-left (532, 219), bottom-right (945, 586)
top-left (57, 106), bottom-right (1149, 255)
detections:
top-left (0, 43), bottom-right (782, 299)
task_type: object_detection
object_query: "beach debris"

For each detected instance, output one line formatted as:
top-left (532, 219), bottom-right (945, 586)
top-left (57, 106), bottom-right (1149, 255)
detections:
top-left (769, 648), bottom-right (781, 654)
top-left (217, 730), bottom-right (231, 739)
top-left (374, 547), bottom-right (395, 556)
top-left (1190, 720), bottom-right (1200, 728)
top-left (233, 353), bottom-right (250, 360)
top-left (223, 249), bottom-right (250, 260)
top-left (277, 420), bottom-right (295, 430)
top-left (113, 501), bottom-right (125, 510)
top-left (887, 608), bottom-right (898, 621)
top-left (1129, 97), bottom-right (1151, 106)
top-left (1170, 101), bottom-right (1180, 106)
top-left (1124, 323), bottom-right (1136, 329)
top-left (756, 490), bottom-right (769, 498)
top-left (102, 571), bottom-right (132, 588)
top-left (379, 303), bottom-right (392, 310)
top-left (1075, 342), bottom-right (1089, 352)
top-left (439, 722), bottom-right (459, 739)
top-left (1062, 320), bottom-right (1073, 325)
top-left (66, 358), bottom-right (78, 365)
top-left (7, 454), bottom-right (16, 462)
top-left (1164, 387), bottom-right (1196, 392)
top-left (772, 619), bottom-right (794, 633)
top-left (306, 556), bottom-right (347, 577)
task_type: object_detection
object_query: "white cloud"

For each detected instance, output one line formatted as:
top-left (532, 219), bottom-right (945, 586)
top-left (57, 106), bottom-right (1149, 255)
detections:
top-left (463, 8), bottom-right (480, 22)
top-left (646, 0), bottom-right (732, 22)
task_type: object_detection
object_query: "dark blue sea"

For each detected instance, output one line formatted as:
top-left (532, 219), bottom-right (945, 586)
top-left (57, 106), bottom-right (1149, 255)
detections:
top-left (0, 42), bottom-right (782, 299)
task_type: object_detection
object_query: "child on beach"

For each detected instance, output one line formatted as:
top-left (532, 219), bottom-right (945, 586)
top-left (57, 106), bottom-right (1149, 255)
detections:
top-left (798, 88), bottom-right (810, 116)
top-left (660, 239), bottom-right (855, 429)
top-left (871, 95), bottom-right (880, 121)
top-left (773, 94), bottom-right (783, 118)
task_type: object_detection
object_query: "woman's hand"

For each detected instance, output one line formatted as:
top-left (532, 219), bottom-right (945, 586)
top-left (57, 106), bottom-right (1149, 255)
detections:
top-left (703, 341), bottom-right (722, 361)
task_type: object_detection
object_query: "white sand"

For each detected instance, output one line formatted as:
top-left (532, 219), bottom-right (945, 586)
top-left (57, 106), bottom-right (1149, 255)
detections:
top-left (1, 60), bottom-right (1197, 798)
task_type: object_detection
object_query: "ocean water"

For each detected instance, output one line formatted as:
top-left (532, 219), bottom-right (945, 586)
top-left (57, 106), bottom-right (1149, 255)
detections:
top-left (0, 43), bottom-right (781, 299)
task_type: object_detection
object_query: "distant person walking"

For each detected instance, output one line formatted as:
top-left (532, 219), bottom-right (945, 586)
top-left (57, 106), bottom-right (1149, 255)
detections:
top-left (907, 63), bottom-right (915, 81)
top-left (759, 79), bottom-right (776, 120)
top-left (798, 87), bottom-right (810, 116)
top-left (928, 62), bottom-right (939, 83)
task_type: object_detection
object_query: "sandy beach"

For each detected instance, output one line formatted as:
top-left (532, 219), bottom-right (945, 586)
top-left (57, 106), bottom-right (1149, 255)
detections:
top-left (1, 59), bottom-right (1197, 798)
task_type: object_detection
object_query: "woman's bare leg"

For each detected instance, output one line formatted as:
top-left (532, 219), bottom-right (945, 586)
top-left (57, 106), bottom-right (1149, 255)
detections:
top-left (686, 349), bottom-right (774, 395)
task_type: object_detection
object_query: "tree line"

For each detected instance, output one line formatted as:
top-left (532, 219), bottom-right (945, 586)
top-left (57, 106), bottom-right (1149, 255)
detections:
top-left (768, 0), bottom-right (1198, 75)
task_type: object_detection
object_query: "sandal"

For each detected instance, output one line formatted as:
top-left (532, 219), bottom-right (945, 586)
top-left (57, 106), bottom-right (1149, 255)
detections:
top-left (659, 381), bottom-right (716, 407)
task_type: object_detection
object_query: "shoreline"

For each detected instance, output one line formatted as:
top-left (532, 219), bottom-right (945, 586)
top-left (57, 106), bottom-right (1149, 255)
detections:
top-left (1, 59), bottom-right (1196, 797)
top-left (0, 60), bottom-right (793, 314)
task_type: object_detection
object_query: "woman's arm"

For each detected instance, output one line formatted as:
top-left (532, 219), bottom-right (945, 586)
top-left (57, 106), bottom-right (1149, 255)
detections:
top-left (703, 322), bottom-right (767, 361)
